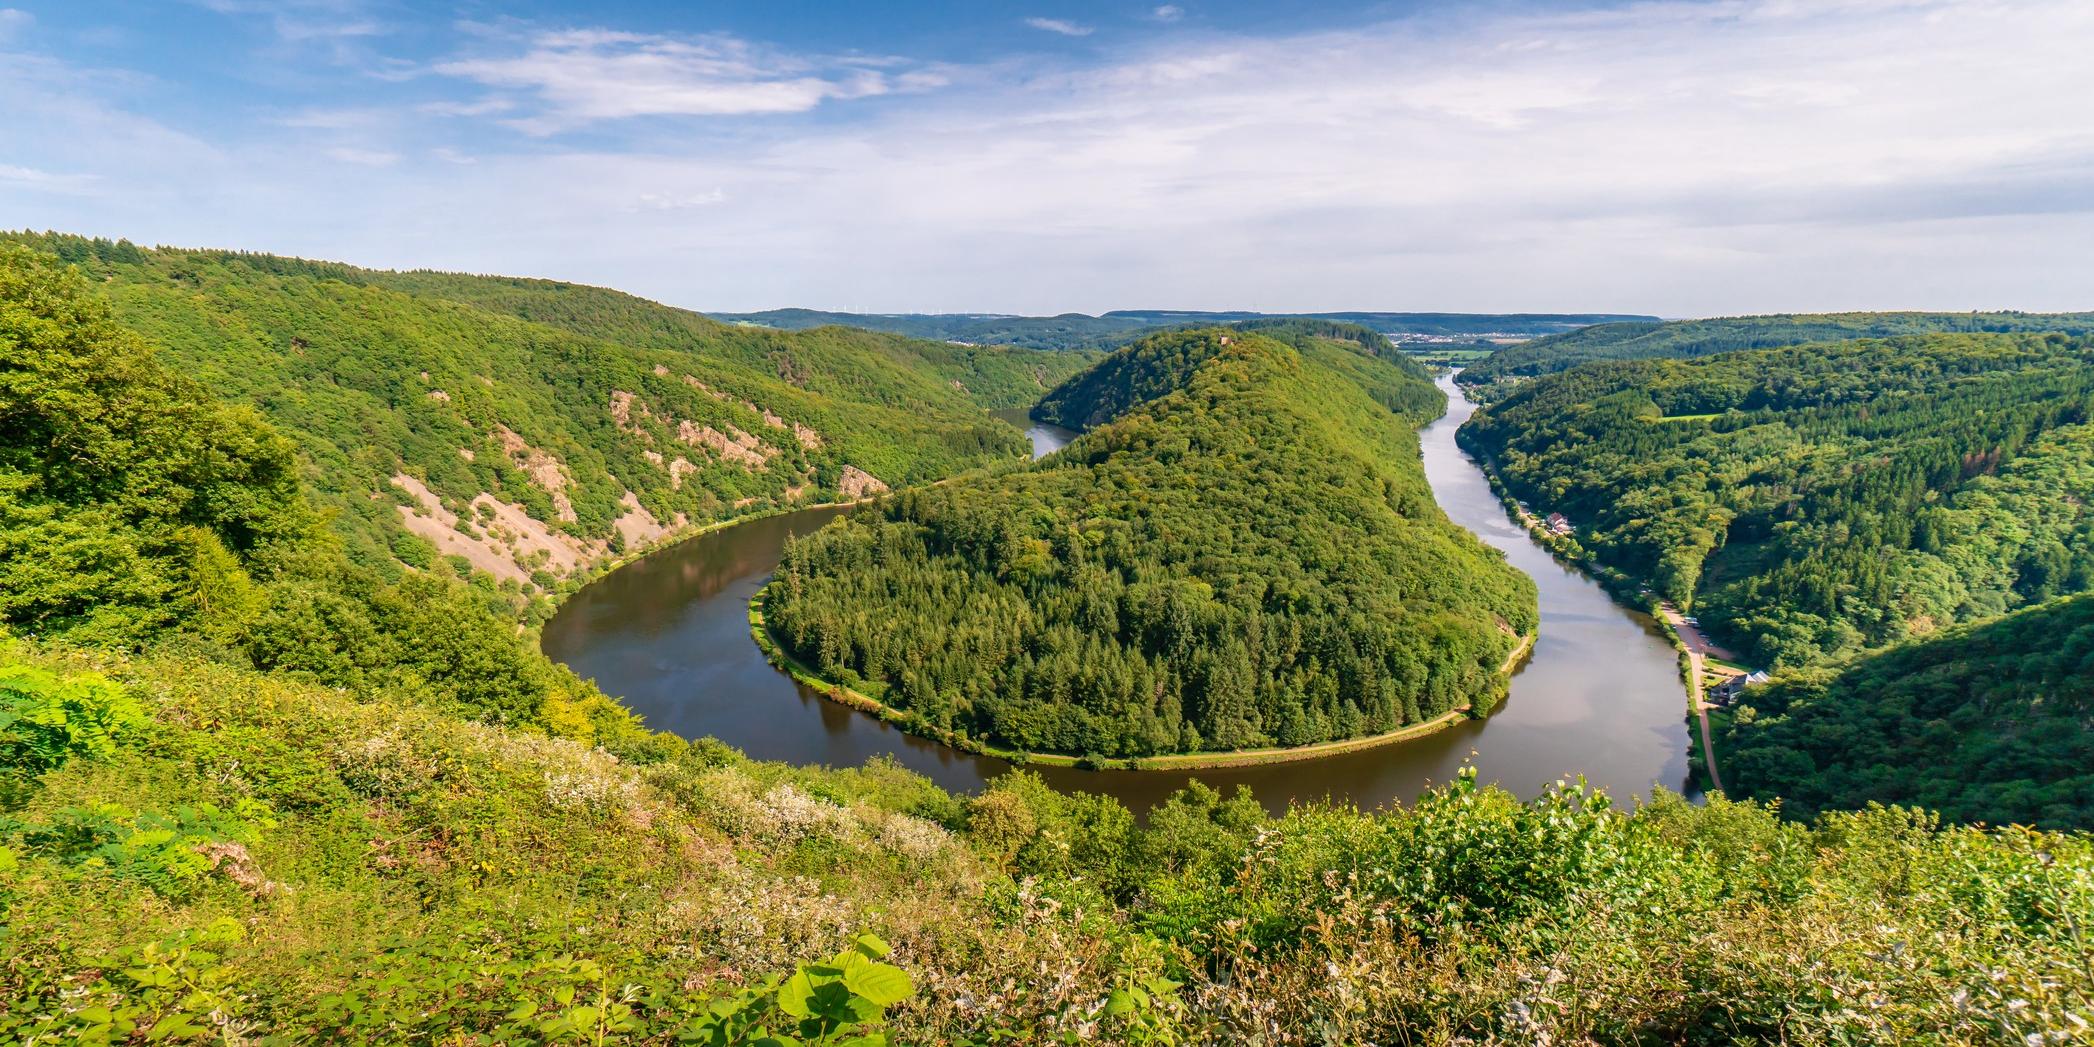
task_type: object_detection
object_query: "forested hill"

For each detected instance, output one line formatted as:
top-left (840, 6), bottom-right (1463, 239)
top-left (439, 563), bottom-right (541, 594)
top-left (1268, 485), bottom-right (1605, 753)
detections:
top-left (0, 245), bottom-right (651, 742)
top-left (713, 307), bottom-right (1654, 350)
top-left (1034, 319), bottom-right (1440, 431)
top-left (4, 233), bottom-right (1092, 606)
top-left (1459, 311), bottom-right (2094, 390)
top-left (1722, 594), bottom-right (2094, 828)
top-left (766, 328), bottom-right (1536, 759)
top-left (1461, 331), bottom-right (2094, 670)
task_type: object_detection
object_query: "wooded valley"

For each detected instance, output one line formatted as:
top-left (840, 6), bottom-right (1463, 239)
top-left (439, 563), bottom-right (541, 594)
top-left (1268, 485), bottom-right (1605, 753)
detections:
top-left (3, 238), bottom-right (2090, 1043)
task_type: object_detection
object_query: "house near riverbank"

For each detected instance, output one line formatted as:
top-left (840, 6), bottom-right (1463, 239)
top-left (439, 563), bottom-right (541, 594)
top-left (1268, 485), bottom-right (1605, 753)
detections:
top-left (1710, 670), bottom-right (1770, 705)
top-left (1545, 512), bottom-right (1575, 536)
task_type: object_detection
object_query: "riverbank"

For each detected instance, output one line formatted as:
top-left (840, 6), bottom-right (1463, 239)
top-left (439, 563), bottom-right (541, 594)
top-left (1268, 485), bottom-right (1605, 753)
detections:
top-left (749, 583), bottom-right (1534, 772)
top-left (1455, 420), bottom-right (1723, 791)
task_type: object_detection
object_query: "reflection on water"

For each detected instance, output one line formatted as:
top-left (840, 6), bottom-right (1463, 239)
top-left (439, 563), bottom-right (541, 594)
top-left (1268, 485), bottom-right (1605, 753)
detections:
top-left (990, 407), bottom-right (1079, 458)
top-left (543, 381), bottom-right (1691, 813)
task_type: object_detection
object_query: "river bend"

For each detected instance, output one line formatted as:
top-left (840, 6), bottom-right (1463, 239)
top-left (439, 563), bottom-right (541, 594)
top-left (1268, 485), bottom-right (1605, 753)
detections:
top-left (543, 382), bottom-right (1691, 812)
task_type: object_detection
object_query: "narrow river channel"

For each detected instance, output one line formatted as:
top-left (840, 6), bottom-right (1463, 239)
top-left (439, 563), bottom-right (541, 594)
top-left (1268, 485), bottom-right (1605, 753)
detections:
top-left (542, 378), bottom-right (1691, 813)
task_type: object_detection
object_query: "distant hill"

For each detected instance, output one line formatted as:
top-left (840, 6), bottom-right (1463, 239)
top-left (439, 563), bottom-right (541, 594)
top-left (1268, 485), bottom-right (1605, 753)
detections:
top-left (1460, 311), bottom-right (2094, 389)
top-left (711, 308), bottom-right (1656, 350)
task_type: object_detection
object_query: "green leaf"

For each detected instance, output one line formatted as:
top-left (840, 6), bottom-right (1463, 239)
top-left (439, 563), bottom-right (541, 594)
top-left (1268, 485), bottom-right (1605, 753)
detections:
top-left (777, 969), bottom-right (816, 1019)
top-left (506, 1001), bottom-right (538, 1020)
top-left (851, 933), bottom-right (891, 959)
top-left (842, 962), bottom-right (912, 1007)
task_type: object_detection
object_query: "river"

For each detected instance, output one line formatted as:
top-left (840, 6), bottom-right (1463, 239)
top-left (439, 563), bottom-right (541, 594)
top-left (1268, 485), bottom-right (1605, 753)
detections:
top-left (542, 378), bottom-right (1692, 813)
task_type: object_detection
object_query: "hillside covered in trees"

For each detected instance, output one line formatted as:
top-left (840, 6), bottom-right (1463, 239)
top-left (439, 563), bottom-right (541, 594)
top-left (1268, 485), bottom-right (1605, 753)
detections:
top-left (4, 233), bottom-right (1092, 612)
top-left (714, 307), bottom-right (1653, 350)
top-left (765, 327), bottom-right (1538, 758)
top-left (1723, 594), bottom-right (2094, 828)
top-left (1462, 332), bottom-right (2094, 669)
top-left (1459, 311), bottom-right (2094, 391)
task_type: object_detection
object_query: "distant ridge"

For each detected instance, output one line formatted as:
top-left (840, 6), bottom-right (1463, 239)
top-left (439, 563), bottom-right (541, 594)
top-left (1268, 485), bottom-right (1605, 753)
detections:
top-left (709, 308), bottom-right (1656, 350)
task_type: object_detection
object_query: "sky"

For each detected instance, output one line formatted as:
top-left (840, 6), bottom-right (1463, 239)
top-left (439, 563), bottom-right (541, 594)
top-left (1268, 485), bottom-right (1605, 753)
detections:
top-left (3, 0), bottom-right (2092, 316)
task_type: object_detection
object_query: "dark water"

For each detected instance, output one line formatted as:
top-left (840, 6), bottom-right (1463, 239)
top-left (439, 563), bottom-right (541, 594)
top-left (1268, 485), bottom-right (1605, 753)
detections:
top-left (991, 407), bottom-right (1080, 458)
top-left (543, 383), bottom-right (1692, 813)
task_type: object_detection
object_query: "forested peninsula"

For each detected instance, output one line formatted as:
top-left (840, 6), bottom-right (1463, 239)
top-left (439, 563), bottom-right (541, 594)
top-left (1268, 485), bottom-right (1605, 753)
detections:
top-left (763, 326), bottom-right (1538, 760)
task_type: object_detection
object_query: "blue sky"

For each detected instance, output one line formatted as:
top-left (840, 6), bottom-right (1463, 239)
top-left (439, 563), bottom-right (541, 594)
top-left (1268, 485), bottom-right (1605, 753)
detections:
top-left (5, 0), bottom-right (2093, 315)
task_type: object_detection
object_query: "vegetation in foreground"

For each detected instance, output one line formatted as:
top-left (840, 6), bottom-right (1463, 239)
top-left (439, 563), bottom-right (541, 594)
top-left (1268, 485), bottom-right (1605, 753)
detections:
top-left (765, 327), bottom-right (1536, 758)
top-left (5, 642), bottom-right (2092, 1044)
top-left (1458, 309), bottom-right (2094, 391)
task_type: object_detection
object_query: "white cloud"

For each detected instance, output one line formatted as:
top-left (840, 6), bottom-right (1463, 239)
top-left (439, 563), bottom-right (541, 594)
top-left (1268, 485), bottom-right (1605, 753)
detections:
top-left (1024, 17), bottom-right (1093, 37)
top-left (433, 29), bottom-right (906, 133)
top-left (0, 162), bottom-right (97, 193)
top-left (324, 146), bottom-right (399, 166)
top-left (8, 0), bottom-right (2094, 316)
top-left (1152, 6), bottom-right (1184, 22)
top-left (419, 96), bottom-right (514, 117)
top-left (630, 188), bottom-right (726, 211)
top-left (0, 8), bottom-right (33, 41)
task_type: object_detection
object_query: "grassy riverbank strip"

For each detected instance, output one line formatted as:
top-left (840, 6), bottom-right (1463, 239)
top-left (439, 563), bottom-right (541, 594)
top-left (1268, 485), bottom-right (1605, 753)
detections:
top-left (750, 583), bottom-right (1533, 772)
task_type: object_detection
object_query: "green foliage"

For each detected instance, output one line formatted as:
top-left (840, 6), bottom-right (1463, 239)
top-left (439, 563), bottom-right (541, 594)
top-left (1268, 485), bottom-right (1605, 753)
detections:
top-left (1463, 332), bottom-right (2094, 667)
top-left (0, 245), bottom-right (311, 642)
top-left (1725, 594), bottom-right (2094, 827)
top-left (0, 247), bottom-right (656, 739)
top-left (3, 232), bottom-right (1091, 596)
top-left (1462, 309), bottom-right (2094, 388)
top-left (14, 799), bottom-right (273, 898)
top-left (1, 648), bottom-right (2090, 1044)
top-left (770, 329), bottom-right (1534, 757)
top-left (0, 917), bottom-right (251, 1046)
top-left (0, 662), bottom-right (147, 775)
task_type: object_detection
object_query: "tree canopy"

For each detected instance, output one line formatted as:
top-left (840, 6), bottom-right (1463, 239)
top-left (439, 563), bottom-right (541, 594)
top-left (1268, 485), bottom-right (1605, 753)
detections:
top-left (767, 328), bottom-right (1536, 758)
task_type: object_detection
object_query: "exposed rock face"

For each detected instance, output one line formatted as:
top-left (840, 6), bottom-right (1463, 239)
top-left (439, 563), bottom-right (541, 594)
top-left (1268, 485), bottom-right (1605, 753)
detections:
top-left (493, 425), bottom-right (577, 522)
top-left (610, 390), bottom-right (651, 434)
top-left (393, 475), bottom-right (688, 583)
top-left (792, 422), bottom-right (823, 450)
top-left (839, 466), bottom-right (889, 500)
top-left (392, 473), bottom-right (595, 584)
top-left (677, 420), bottom-right (774, 469)
top-left (612, 491), bottom-right (677, 548)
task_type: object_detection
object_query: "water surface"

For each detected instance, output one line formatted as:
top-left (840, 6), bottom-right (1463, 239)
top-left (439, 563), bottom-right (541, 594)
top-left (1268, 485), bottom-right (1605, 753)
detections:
top-left (990, 407), bottom-right (1079, 458)
top-left (544, 382), bottom-right (1691, 812)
